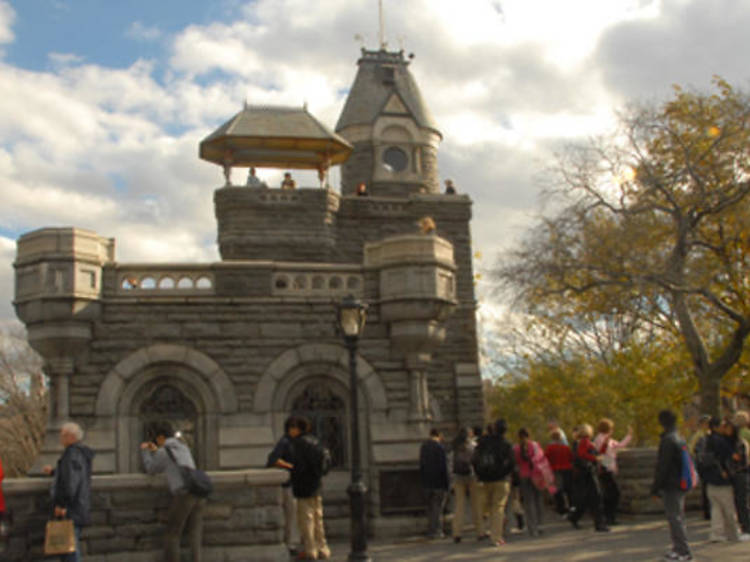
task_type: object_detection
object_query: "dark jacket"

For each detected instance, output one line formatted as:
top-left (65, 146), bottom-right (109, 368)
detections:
top-left (472, 434), bottom-right (515, 483)
top-left (266, 434), bottom-right (293, 487)
top-left (52, 443), bottom-right (95, 526)
top-left (287, 433), bottom-right (326, 499)
top-left (651, 429), bottom-right (684, 495)
top-left (419, 438), bottom-right (450, 490)
top-left (702, 433), bottom-right (733, 486)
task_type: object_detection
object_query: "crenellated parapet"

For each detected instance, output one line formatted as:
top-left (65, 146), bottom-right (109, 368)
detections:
top-left (214, 186), bottom-right (340, 261)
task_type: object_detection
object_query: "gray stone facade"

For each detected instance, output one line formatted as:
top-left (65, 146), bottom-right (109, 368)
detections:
top-left (2, 470), bottom-right (288, 562)
top-left (11, 47), bottom-right (484, 547)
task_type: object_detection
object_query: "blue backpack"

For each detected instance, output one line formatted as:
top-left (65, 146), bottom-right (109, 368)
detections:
top-left (679, 444), bottom-right (699, 492)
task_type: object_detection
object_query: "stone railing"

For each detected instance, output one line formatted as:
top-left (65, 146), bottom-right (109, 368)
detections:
top-left (1, 469), bottom-right (287, 562)
top-left (270, 264), bottom-right (364, 298)
top-left (108, 265), bottom-right (216, 296)
top-left (617, 448), bottom-right (702, 514)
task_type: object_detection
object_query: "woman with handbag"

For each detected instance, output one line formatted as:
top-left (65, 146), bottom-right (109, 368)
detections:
top-left (568, 424), bottom-right (609, 532)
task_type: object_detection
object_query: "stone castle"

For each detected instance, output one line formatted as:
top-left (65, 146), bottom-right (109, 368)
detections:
top-left (12, 47), bottom-right (484, 539)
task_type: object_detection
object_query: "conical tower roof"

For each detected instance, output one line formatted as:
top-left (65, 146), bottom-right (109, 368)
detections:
top-left (335, 49), bottom-right (441, 137)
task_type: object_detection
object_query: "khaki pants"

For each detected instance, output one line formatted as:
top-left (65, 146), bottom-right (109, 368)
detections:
top-left (282, 486), bottom-right (299, 549)
top-left (481, 480), bottom-right (510, 543)
top-left (296, 495), bottom-right (330, 559)
top-left (452, 477), bottom-right (483, 538)
top-left (707, 484), bottom-right (739, 541)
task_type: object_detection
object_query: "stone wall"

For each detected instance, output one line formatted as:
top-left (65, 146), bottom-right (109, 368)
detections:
top-left (617, 448), bottom-right (702, 514)
top-left (1, 470), bottom-right (288, 562)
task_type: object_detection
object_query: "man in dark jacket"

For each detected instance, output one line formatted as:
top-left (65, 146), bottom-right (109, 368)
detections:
top-left (702, 417), bottom-right (738, 542)
top-left (282, 417), bottom-right (331, 561)
top-left (651, 409), bottom-right (692, 561)
top-left (419, 428), bottom-right (450, 539)
top-left (472, 419), bottom-right (515, 546)
top-left (267, 416), bottom-right (299, 555)
top-left (43, 422), bottom-right (94, 562)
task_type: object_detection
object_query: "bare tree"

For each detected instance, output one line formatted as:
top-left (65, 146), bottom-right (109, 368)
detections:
top-left (0, 325), bottom-right (47, 477)
top-left (494, 78), bottom-right (750, 415)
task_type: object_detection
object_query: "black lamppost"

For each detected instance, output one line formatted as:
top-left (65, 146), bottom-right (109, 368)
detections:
top-left (337, 295), bottom-right (371, 562)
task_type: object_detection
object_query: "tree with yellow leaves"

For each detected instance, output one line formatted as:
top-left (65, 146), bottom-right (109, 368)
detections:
top-left (495, 77), bottom-right (750, 416)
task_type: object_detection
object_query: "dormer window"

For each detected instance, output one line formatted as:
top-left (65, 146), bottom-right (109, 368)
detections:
top-left (383, 146), bottom-right (408, 172)
top-left (381, 66), bottom-right (395, 85)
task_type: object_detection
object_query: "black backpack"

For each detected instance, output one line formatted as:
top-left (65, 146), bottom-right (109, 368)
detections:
top-left (453, 445), bottom-right (473, 476)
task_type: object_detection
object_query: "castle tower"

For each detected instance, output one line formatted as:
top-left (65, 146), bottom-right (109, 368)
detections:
top-left (336, 49), bottom-right (442, 196)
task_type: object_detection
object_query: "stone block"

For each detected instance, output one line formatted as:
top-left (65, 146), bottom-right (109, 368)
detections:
top-left (259, 322), bottom-right (302, 339)
top-left (219, 446), bottom-right (269, 468)
top-left (220, 425), bottom-right (273, 447)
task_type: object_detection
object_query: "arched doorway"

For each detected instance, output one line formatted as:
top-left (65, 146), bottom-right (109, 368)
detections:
top-left (289, 378), bottom-right (348, 470)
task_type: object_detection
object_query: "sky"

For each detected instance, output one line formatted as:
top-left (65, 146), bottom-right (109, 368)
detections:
top-left (1, 0), bottom-right (750, 326)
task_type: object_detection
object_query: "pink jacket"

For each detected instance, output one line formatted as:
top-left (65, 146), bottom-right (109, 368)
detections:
top-left (513, 441), bottom-right (556, 493)
top-left (593, 432), bottom-right (632, 474)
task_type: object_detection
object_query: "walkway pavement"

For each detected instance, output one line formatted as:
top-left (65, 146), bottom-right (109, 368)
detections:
top-left (325, 513), bottom-right (749, 561)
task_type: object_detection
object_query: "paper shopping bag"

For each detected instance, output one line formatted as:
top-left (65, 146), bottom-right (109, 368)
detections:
top-left (44, 518), bottom-right (76, 556)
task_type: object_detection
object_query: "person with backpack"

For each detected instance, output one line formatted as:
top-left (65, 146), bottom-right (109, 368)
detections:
top-left (281, 416), bottom-right (331, 560)
top-left (651, 409), bottom-right (693, 561)
top-left (140, 421), bottom-right (204, 562)
top-left (471, 419), bottom-right (515, 547)
top-left (450, 427), bottom-right (480, 543)
top-left (419, 428), bottom-right (450, 539)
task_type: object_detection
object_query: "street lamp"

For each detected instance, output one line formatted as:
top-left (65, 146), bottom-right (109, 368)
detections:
top-left (337, 294), bottom-right (370, 562)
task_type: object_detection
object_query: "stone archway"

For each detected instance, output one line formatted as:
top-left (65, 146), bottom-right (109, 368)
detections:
top-left (95, 344), bottom-right (237, 472)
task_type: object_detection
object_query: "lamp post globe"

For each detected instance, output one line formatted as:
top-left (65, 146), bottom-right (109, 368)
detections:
top-left (337, 295), bottom-right (370, 562)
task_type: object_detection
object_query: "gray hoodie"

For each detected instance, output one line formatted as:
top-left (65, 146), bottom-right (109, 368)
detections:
top-left (141, 437), bottom-right (196, 494)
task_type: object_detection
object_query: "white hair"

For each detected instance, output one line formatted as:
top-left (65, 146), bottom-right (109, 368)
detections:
top-left (61, 422), bottom-right (84, 442)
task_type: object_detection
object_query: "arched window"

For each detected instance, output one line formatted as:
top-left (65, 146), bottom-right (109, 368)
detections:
top-left (291, 381), bottom-right (347, 469)
top-left (140, 383), bottom-right (199, 460)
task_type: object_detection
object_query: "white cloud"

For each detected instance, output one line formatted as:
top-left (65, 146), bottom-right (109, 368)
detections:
top-left (0, 0), bottom-right (15, 46)
top-left (2, 0), bottom-right (750, 325)
top-left (126, 21), bottom-right (162, 42)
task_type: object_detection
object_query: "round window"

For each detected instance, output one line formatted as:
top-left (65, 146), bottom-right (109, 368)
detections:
top-left (383, 146), bottom-right (408, 172)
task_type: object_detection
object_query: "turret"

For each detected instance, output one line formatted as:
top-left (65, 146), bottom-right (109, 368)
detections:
top-left (336, 49), bottom-right (442, 197)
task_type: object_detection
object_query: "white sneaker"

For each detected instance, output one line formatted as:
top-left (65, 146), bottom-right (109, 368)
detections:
top-left (739, 533), bottom-right (750, 542)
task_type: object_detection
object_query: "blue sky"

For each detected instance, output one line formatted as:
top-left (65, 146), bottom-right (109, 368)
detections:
top-left (1, 0), bottom-right (750, 334)
top-left (6, 1), bottom-right (232, 71)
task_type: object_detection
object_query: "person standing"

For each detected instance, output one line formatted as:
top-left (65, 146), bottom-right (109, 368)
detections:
top-left (267, 417), bottom-right (300, 555)
top-left (140, 422), bottom-right (205, 562)
top-left (723, 419), bottom-right (750, 540)
top-left (281, 172), bottom-right (296, 189)
top-left (593, 419), bottom-right (633, 525)
top-left (701, 417), bottom-right (738, 542)
top-left (545, 430), bottom-right (573, 515)
top-left (568, 424), bottom-right (608, 532)
top-left (689, 415), bottom-right (712, 520)
top-left (513, 428), bottom-right (549, 537)
top-left (651, 409), bottom-right (692, 561)
top-left (450, 427), bottom-right (481, 543)
top-left (43, 422), bottom-right (94, 562)
top-left (284, 417), bottom-right (331, 561)
top-left (419, 428), bottom-right (450, 539)
top-left (472, 419), bottom-right (515, 546)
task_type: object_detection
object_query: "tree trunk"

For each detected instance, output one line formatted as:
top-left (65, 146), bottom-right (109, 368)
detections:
top-left (698, 375), bottom-right (721, 417)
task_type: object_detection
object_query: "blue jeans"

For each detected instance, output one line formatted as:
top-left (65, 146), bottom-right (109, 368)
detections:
top-left (60, 525), bottom-right (81, 562)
